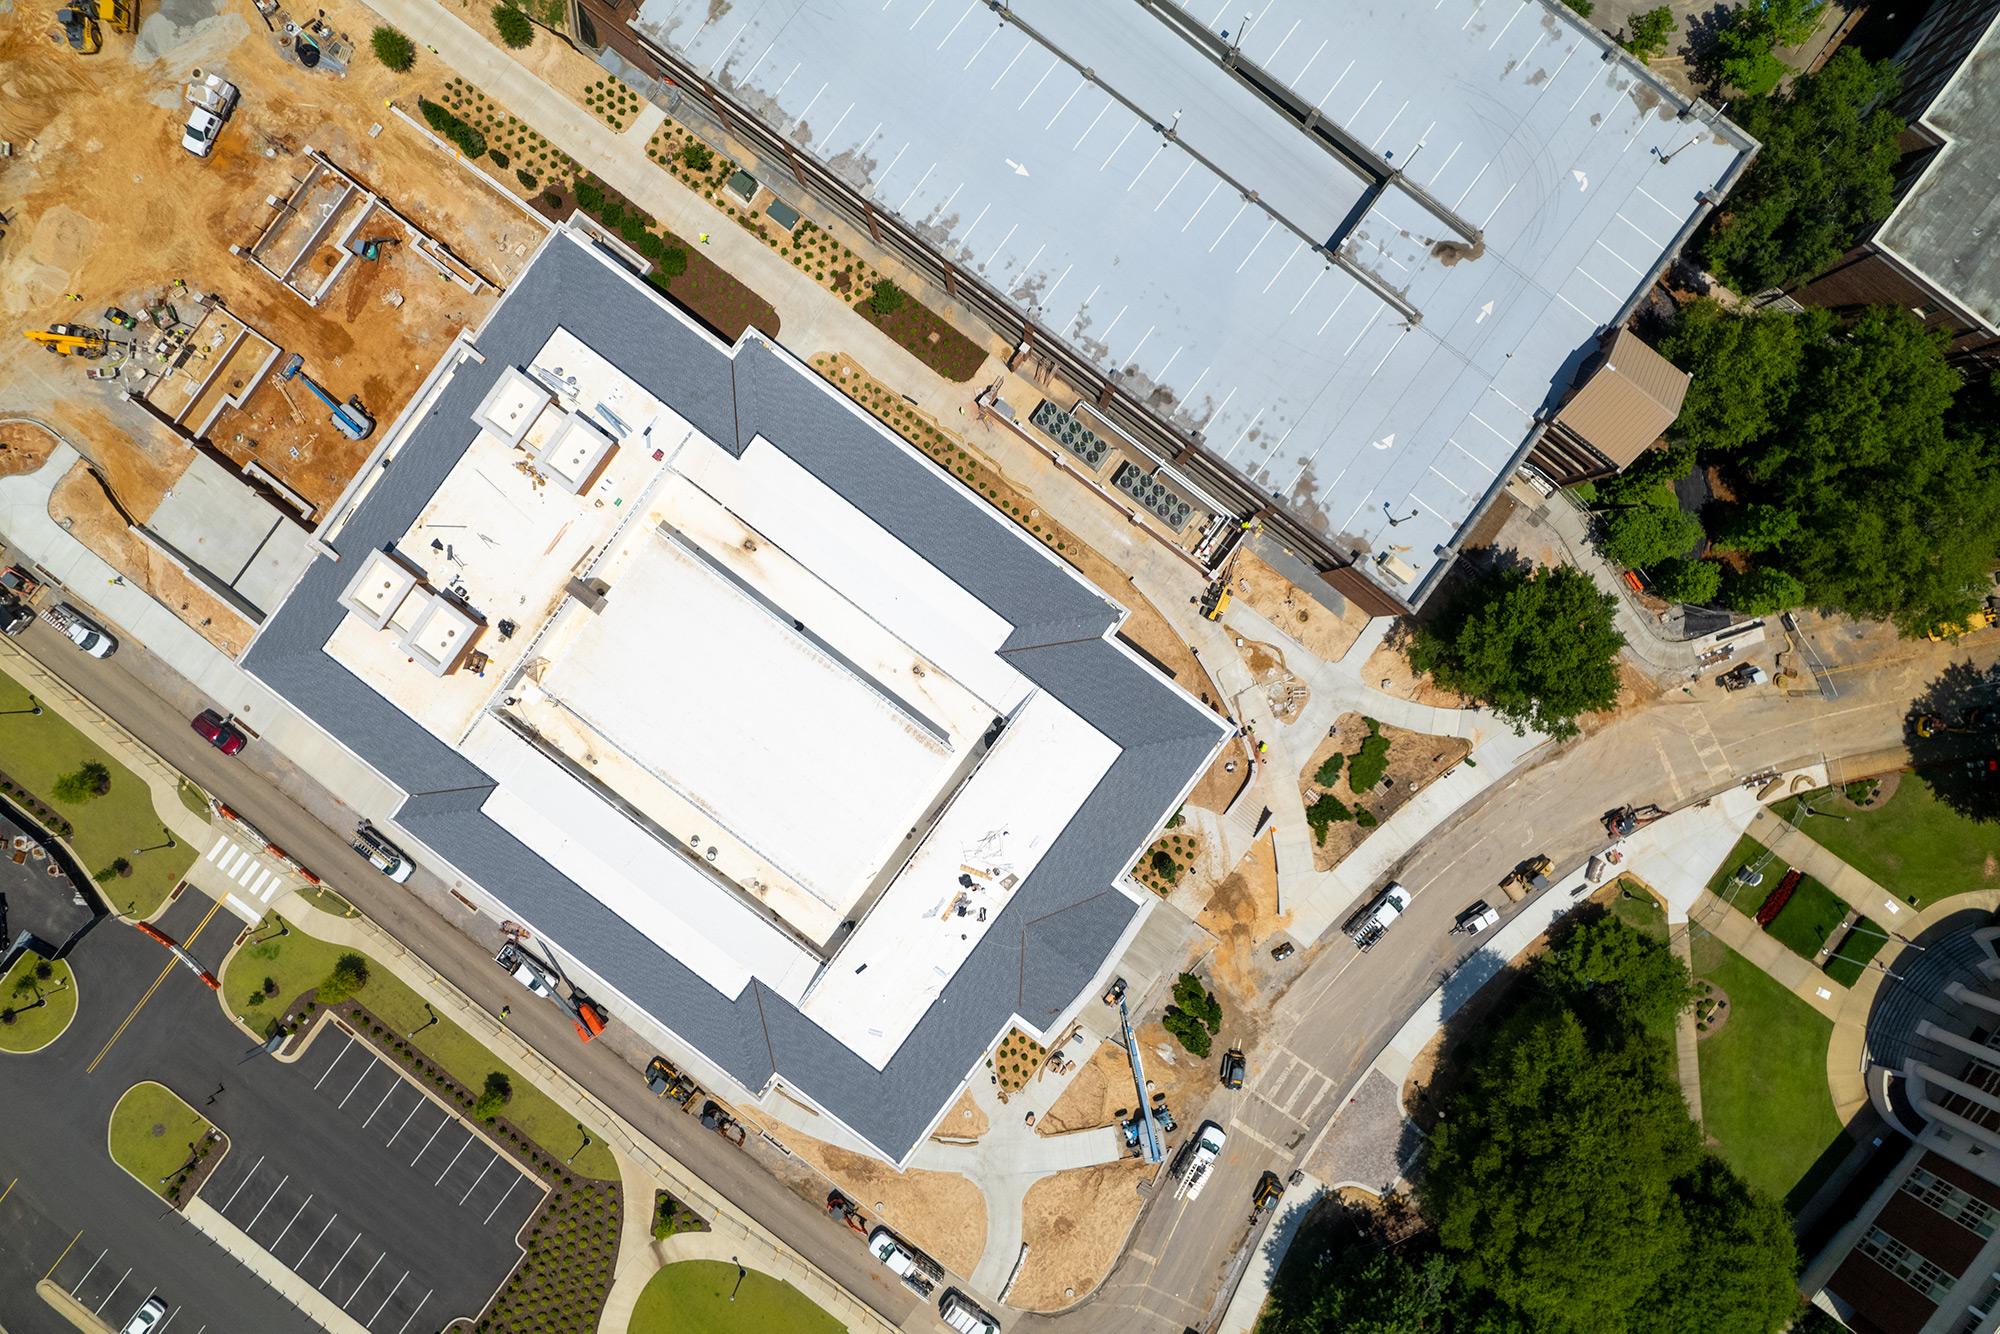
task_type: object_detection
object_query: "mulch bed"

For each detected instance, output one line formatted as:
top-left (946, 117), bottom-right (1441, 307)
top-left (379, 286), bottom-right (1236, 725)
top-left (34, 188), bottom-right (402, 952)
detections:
top-left (852, 295), bottom-right (987, 382)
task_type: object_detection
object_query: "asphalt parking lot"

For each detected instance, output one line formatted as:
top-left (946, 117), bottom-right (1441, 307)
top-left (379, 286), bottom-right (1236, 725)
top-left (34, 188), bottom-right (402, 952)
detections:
top-left (197, 1027), bottom-right (544, 1333)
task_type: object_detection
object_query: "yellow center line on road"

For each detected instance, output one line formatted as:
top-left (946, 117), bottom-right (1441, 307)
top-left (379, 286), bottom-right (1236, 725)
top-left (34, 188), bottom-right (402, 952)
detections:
top-left (85, 898), bottom-right (225, 1076)
top-left (43, 1229), bottom-right (82, 1282)
top-left (0, 1177), bottom-right (14, 1207)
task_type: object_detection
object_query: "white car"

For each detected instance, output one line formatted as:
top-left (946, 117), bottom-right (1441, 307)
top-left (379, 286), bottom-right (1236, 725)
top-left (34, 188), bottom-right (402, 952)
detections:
top-left (181, 74), bottom-right (239, 157)
top-left (120, 1296), bottom-right (168, 1334)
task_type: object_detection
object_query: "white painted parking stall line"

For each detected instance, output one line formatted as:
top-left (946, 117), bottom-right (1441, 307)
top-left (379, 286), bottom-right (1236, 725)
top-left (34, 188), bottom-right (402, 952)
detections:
top-left (1594, 238), bottom-right (1643, 276)
top-left (1180, 179), bottom-right (1222, 232)
top-left (337, 1062), bottom-right (376, 1110)
top-left (369, 1271), bottom-right (409, 1327)
top-left (459, 1157), bottom-right (497, 1206)
top-left (218, 1157), bottom-right (264, 1212)
top-left (1042, 80), bottom-right (1083, 131)
top-left (94, 1269), bottom-right (130, 1314)
top-left (269, 1194), bottom-right (314, 1252)
top-left (397, 1291), bottom-right (433, 1334)
top-left (322, 1234), bottom-right (362, 1288)
top-left (1450, 439), bottom-right (1497, 475)
top-left (1071, 102), bottom-right (1111, 152)
top-left (362, 1082), bottom-right (401, 1129)
top-left (434, 1135), bottom-right (474, 1187)
top-left (1152, 159), bottom-right (1194, 209)
top-left (244, 1174), bottom-right (291, 1234)
top-left (342, 1253), bottom-right (384, 1310)
top-left (385, 1097), bottom-right (426, 1147)
top-left (312, 1040), bottom-right (352, 1090)
top-left (933, 3), bottom-right (974, 53)
top-left (297, 1214), bottom-right (340, 1270)
top-left (987, 40), bottom-right (1025, 89)
top-left (483, 1177), bottom-right (522, 1226)
top-left (1615, 211), bottom-right (1665, 248)
top-left (410, 1117), bottom-right (449, 1167)
top-left (1015, 58), bottom-right (1057, 110)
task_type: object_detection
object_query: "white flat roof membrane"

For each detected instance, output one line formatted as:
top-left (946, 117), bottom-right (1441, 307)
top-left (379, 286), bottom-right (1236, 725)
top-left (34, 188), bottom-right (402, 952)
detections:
top-left (535, 524), bottom-right (956, 913)
top-left (802, 688), bottom-right (1119, 1067)
top-left (635, 0), bottom-right (1750, 595)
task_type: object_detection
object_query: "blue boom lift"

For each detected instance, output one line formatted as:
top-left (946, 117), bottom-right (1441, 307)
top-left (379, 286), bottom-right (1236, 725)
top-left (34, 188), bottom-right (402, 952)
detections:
top-left (278, 352), bottom-right (374, 441)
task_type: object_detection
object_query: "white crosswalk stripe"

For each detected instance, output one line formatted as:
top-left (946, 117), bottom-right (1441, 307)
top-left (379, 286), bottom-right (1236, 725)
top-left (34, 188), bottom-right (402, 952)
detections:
top-left (207, 835), bottom-right (291, 922)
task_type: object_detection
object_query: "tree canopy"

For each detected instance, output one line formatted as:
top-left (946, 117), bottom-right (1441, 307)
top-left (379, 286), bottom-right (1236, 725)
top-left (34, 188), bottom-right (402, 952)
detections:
top-left (1659, 300), bottom-right (2000, 634)
top-left (1700, 48), bottom-right (1904, 292)
top-left (1411, 564), bottom-right (1623, 740)
top-left (1257, 915), bottom-right (1799, 1334)
top-left (1710, 0), bottom-right (1824, 96)
top-left (1598, 496), bottom-right (1705, 571)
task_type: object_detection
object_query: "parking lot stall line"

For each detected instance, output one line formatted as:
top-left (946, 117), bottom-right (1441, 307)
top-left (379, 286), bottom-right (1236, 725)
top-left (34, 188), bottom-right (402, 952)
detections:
top-left (94, 1267), bottom-right (129, 1313)
top-left (396, 1290), bottom-right (431, 1334)
top-left (217, 1156), bottom-right (263, 1213)
top-left (337, 1061), bottom-right (374, 1109)
top-left (313, 1041), bottom-right (351, 1090)
top-left (458, 1157), bottom-right (495, 1206)
top-left (434, 1134), bottom-right (473, 1187)
top-left (297, 1213), bottom-right (338, 1269)
top-left (384, 1098), bottom-right (424, 1146)
top-left (243, 1174), bottom-right (289, 1234)
top-left (269, 1194), bottom-right (313, 1251)
top-left (481, 1177), bottom-right (519, 1226)
top-left (321, 1232), bottom-right (361, 1288)
top-left (342, 1251), bottom-right (384, 1309)
top-left (74, 1247), bottom-right (106, 1291)
top-left (368, 1270), bottom-right (408, 1326)
top-left (361, 1082), bottom-right (397, 1128)
top-left (409, 1117), bottom-right (448, 1167)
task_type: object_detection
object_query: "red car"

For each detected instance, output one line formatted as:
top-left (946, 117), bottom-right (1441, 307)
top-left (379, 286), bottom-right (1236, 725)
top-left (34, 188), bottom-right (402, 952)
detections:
top-left (191, 709), bottom-right (246, 756)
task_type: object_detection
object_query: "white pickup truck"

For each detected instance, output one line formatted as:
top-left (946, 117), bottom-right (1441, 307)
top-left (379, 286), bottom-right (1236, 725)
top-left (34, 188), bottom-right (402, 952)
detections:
top-left (867, 1226), bottom-right (938, 1297)
top-left (42, 602), bottom-right (117, 658)
top-left (182, 72), bottom-right (240, 157)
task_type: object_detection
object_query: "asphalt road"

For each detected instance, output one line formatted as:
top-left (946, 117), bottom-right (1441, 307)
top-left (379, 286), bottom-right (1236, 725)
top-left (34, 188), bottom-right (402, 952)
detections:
top-left (7, 563), bottom-right (1996, 1334)
top-left (1021, 631), bottom-right (2000, 1334)
top-left (0, 611), bottom-right (928, 1332)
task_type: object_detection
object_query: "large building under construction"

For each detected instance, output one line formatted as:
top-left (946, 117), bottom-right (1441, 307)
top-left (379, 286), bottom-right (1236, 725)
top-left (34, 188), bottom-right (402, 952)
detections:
top-left (573, 0), bottom-right (1754, 609)
top-left (244, 224), bottom-right (1228, 1163)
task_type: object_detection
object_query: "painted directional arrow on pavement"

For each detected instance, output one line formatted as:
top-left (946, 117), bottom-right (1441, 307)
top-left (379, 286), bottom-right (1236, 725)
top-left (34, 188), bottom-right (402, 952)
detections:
top-left (1371, 433), bottom-right (1397, 450)
top-left (1476, 300), bottom-right (1494, 324)
top-left (1572, 169), bottom-right (1589, 190)
top-left (1005, 158), bottom-right (1030, 177)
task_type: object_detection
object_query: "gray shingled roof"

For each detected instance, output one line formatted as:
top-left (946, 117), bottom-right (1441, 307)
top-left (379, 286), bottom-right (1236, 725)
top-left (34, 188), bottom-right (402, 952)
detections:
top-left (244, 230), bottom-right (1226, 1161)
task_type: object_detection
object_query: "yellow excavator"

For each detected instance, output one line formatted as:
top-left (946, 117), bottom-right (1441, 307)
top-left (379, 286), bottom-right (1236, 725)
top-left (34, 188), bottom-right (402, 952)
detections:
top-left (56, 0), bottom-right (136, 54)
top-left (24, 325), bottom-right (113, 358)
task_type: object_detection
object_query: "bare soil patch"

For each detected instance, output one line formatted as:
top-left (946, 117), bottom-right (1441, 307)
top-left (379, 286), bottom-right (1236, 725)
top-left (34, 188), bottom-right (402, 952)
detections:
top-left (1300, 715), bottom-right (1471, 872)
top-left (1197, 833), bottom-right (1288, 1010)
top-left (48, 463), bottom-right (255, 655)
top-left (1232, 548), bottom-right (1370, 663)
top-left (1362, 623), bottom-right (1473, 708)
top-left (1038, 1041), bottom-right (1132, 1136)
top-left (1227, 631), bottom-right (1310, 726)
top-left (1009, 1159), bottom-right (1155, 1311)
top-left (992, 1027), bottom-right (1048, 1099)
top-left (1131, 826), bottom-right (1204, 897)
top-left (0, 423), bottom-right (58, 479)
top-left (733, 1106), bottom-right (988, 1276)
top-left (930, 1089), bottom-right (989, 1143)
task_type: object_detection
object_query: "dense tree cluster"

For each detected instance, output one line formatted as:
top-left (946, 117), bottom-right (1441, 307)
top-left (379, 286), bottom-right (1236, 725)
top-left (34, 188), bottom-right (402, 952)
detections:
top-left (1657, 301), bottom-right (2000, 634)
top-left (1258, 916), bottom-right (1799, 1334)
top-left (1411, 565), bottom-right (1623, 739)
top-left (1700, 49), bottom-right (1904, 293)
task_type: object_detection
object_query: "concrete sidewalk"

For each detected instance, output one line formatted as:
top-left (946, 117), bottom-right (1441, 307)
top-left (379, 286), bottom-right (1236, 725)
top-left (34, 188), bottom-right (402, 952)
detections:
top-left (1745, 806), bottom-right (1912, 927)
top-left (1667, 922), bottom-right (1704, 1124)
top-left (1689, 889), bottom-right (1844, 1019)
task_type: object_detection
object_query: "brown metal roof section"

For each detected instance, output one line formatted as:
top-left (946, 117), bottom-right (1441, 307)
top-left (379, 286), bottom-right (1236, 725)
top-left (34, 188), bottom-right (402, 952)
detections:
top-left (1551, 329), bottom-right (1691, 472)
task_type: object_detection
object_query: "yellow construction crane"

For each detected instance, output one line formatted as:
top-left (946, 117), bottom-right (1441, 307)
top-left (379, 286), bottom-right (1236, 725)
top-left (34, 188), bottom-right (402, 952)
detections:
top-left (24, 325), bottom-right (112, 358)
top-left (56, 0), bottom-right (135, 53)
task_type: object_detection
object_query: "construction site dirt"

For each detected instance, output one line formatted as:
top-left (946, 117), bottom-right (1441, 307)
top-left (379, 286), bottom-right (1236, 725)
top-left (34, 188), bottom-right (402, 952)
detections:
top-left (0, 0), bottom-right (539, 644)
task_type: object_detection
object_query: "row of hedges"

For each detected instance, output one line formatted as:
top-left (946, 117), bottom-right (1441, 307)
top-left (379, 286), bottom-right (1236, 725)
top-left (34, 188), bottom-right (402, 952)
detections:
top-left (419, 97), bottom-right (488, 160)
top-left (572, 177), bottom-right (688, 281)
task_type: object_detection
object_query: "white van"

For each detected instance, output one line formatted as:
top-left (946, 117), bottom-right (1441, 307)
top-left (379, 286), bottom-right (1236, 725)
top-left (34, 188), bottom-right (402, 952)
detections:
top-left (939, 1289), bottom-right (1000, 1334)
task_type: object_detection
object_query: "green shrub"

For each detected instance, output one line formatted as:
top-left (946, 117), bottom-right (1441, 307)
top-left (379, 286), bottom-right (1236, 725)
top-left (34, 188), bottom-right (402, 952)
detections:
top-left (1356, 809), bottom-right (1379, 828)
top-left (656, 246), bottom-right (688, 280)
top-left (679, 140), bottom-right (713, 173)
top-left (1313, 753), bottom-right (1344, 787)
top-left (1347, 719), bottom-right (1391, 793)
top-left (1172, 972), bottom-right (1223, 1033)
top-left (1306, 794), bottom-right (1351, 843)
top-left (52, 761), bottom-right (111, 804)
top-left (488, 148), bottom-right (510, 169)
top-left (474, 1070), bottom-right (514, 1120)
top-left (1149, 848), bottom-right (1179, 885)
top-left (1162, 1007), bottom-right (1210, 1058)
top-left (574, 177), bottom-right (605, 213)
top-left (370, 25), bottom-right (415, 72)
top-left (418, 98), bottom-right (487, 159)
top-left (493, 4), bottom-right (534, 48)
top-left (318, 952), bottom-right (370, 1004)
top-left (516, 168), bottom-right (538, 190)
top-left (867, 278), bottom-right (906, 317)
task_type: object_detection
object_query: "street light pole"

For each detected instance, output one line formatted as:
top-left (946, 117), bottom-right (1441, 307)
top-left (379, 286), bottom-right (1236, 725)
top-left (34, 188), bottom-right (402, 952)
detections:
top-left (134, 829), bottom-right (178, 854)
top-left (730, 1258), bottom-right (745, 1302)
top-left (0, 695), bottom-right (42, 717)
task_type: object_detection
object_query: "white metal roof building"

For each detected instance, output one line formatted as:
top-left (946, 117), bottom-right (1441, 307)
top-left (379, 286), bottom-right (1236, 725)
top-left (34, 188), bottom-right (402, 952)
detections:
top-left (246, 226), bottom-right (1228, 1162)
top-left (624, 0), bottom-right (1755, 604)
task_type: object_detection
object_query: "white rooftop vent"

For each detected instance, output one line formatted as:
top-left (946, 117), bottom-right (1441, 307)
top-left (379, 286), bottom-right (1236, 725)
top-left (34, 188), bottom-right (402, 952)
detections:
top-left (339, 548), bottom-right (421, 630)
top-left (534, 411), bottom-right (617, 495)
top-left (397, 591), bottom-right (480, 676)
top-left (474, 366), bottom-right (554, 447)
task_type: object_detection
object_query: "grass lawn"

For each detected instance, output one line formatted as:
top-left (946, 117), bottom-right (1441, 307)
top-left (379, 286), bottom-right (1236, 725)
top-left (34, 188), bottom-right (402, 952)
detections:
top-left (0, 678), bottom-right (194, 917)
top-left (108, 1081), bottom-right (217, 1198)
top-left (1763, 876), bottom-right (1848, 961)
top-left (222, 917), bottom-right (615, 1179)
top-left (176, 779), bottom-right (211, 820)
top-left (1773, 782), bottom-right (2000, 908)
top-left (1692, 932), bottom-right (1841, 1208)
top-left (0, 952), bottom-right (77, 1052)
top-left (1824, 919), bottom-right (1887, 988)
top-left (628, 1261), bottom-right (841, 1334)
top-left (1608, 879), bottom-right (1669, 943)
top-left (1706, 835), bottom-right (1775, 916)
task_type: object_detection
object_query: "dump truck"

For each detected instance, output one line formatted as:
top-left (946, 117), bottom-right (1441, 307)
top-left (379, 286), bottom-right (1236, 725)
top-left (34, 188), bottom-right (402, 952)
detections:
top-left (1342, 883), bottom-right (1411, 950)
top-left (1171, 1121), bottom-right (1227, 1200)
